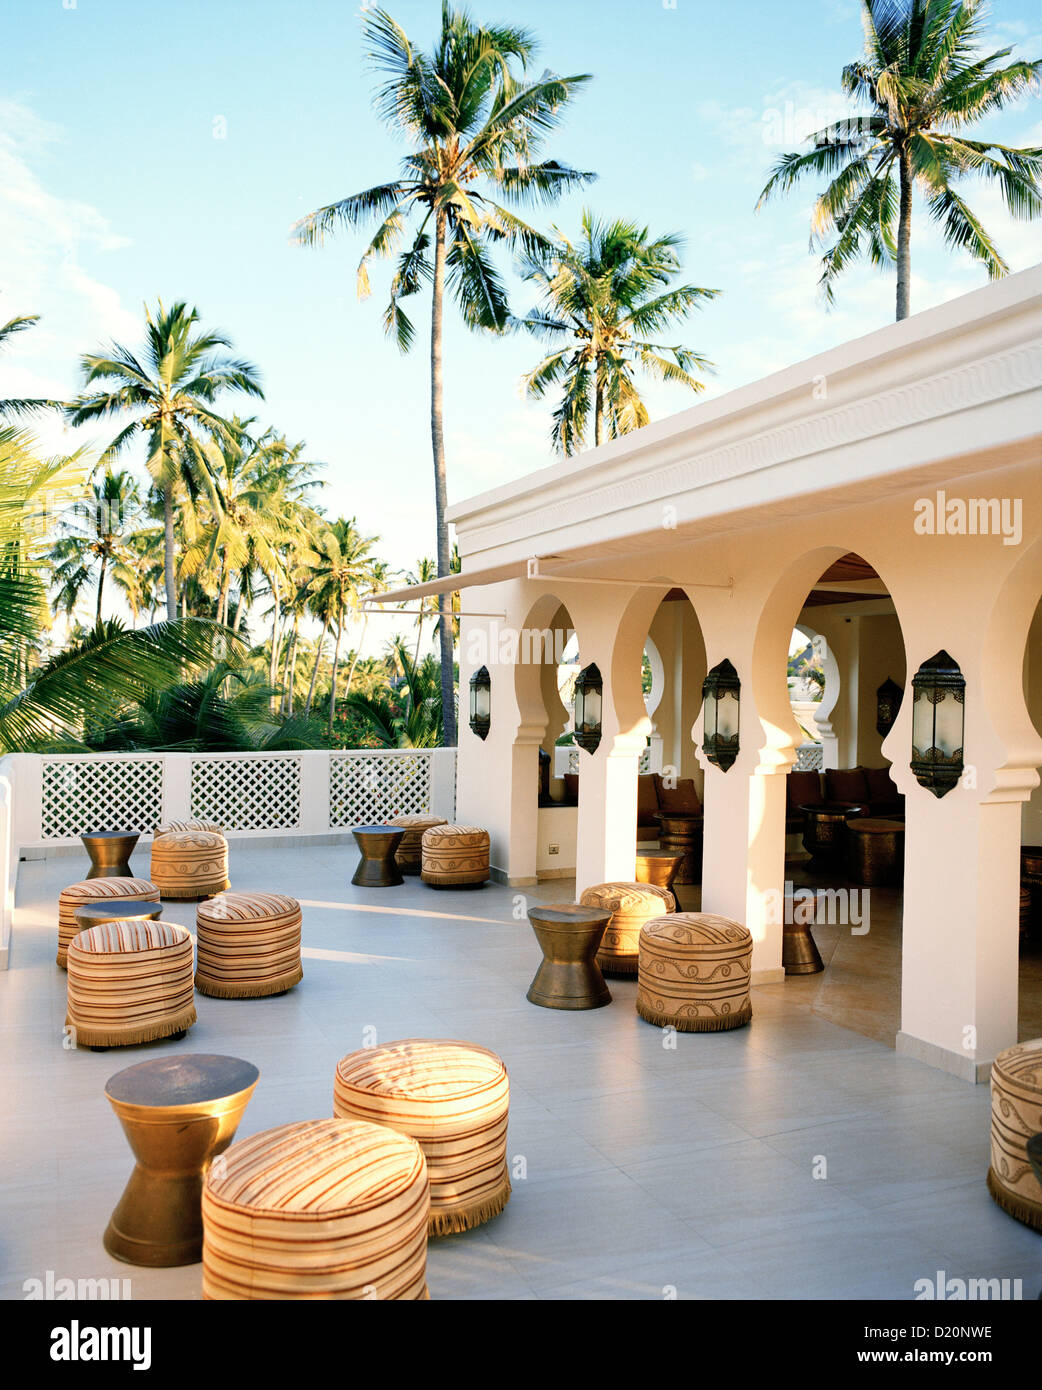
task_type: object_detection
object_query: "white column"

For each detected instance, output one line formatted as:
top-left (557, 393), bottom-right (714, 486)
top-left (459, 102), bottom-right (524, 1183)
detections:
top-left (575, 746), bottom-right (639, 892)
top-left (429, 748), bottom-right (458, 823)
top-left (298, 752), bottom-right (330, 835)
top-left (161, 754), bottom-right (191, 827)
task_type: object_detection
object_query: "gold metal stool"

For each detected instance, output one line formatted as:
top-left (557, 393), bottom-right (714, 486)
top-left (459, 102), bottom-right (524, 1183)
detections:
top-left (635, 853), bottom-right (685, 894)
top-left (81, 831), bottom-right (140, 880)
top-left (351, 825), bottom-right (406, 887)
top-left (103, 1054), bottom-right (259, 1267)
top-left (526, 903), bottom-right (612, 1010)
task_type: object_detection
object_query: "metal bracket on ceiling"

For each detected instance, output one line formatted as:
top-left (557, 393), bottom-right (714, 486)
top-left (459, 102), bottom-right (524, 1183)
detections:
top-left (526, 556), bottom-right (734, 593)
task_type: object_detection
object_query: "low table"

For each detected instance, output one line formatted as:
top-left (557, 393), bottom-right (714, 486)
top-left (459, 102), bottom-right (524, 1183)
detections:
top-left (845, 817), bottom-right (906, 886)
top-left (799, 804), bottom-right (867, 864)
top-left (74, 900), bottom-right (163, 933)
top-left (654, 813), bottom-right (703, 885)
top-left (526, 904), bottom-right (612, 1010)
top-left (350, 825), bottom-right (406, 887)
top-left (81, 831), bottom-right (140, 880)
top-left (103, 1053), bottom-right (259, 1267)
top-left (635, 853), bottom-right (685, 894)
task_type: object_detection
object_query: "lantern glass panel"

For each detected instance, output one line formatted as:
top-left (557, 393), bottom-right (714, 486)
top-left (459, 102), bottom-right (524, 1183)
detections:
top-left (716, 689), bottom-right (739, 740)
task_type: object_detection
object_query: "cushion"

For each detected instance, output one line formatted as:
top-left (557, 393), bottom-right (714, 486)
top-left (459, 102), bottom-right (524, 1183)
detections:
top-left (787, 770), bottom-right (824, 809)
top-left (654, 775), bottom-right (702, 815)
top-left (57, 876), bottom-right (161, 969)
top-left (65, 919), bottom-right (196, 1047)
top-left (637, 775), bottom-right (660, 821)
top-left (333, 1039), bottom-right (510, 1236)
top-left (987, 1039), bottom-right (1042, 1230)
top-left (195, 891), bottom-right (303, 999)
top-left (154, 819), bottom-right (223, 838)
top-left (637, 912), bottom-right (753, 1032)
top-left (202, 1119), bottom-right (430, 1299)
top-left (579, 881), bottom-right (676, 974)
top-left (863, 766), bottom-right (898, 801)
top-left (150, 829), bottom-right (229, 899)
top-left (825, 768), bottom-right (870, 803)
top-left (420, 825), bottom-right (490, 887)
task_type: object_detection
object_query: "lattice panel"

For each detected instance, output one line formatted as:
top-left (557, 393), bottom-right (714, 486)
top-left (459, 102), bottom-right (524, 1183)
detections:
top-left (329, 753), bottom-right (432, 827)
top-left (191, 756), bottom-right (302, 831)
top-left (795, 742), bottom-right (824, 771)
top-left (42, 759), bottom-right (164, 840)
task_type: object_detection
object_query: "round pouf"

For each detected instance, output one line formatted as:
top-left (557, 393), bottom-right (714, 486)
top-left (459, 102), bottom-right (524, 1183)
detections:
top-left (420, 825), bottom-right (490, 888)
top-left (636, 913), bottom-right (753, 1032)
top-left (202, 1118), bottom-right (430, 1300)
top-left (195, 892), bottom-right (303, 999)
top-left (66, 920), bottom-right (196, 1048)
top-left (389, 815), bottom-right (447, 875)
top-left (154, 819), bottom-right (224, 838)
top-left (333, 1038), bottom-right (510, 1237)
top-left (150, 829), bottom-right (229, 900)
top-left (987, 1038), bottom-right (1042, 1229)
top-left (579, 881), bottom-right (676, 975)
top-left (57, 877), bottom-right (161, 969)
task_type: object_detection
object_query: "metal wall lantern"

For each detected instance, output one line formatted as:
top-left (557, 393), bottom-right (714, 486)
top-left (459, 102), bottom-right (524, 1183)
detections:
top-left (702, 658), bottom-right (741, 771)
top-left (573, 662), bottom-right (603, 754)
top-left (468, 666), bottom-right (491, 740)
top-left (876, 677), bottom-right (903, 738)
top-left (910, 650), bottom-right (965, 798)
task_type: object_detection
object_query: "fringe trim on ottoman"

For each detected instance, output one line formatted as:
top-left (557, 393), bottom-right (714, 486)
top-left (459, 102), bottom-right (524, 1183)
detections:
top-left (636, 1000), bottom-right (752, 1032)
top-left (194, 966), bottom-right (303, 1000)
top-left (428, 1173), bottom-right (511, 1238)
top-left (67, 1004), bottom-right (197, 1049)
top-left (599, 957), bottom-right (638, 977)
top-left (160, 881), bottom-right (229, 901)
top-left (987, 1167), bottom-right (1042, 1230)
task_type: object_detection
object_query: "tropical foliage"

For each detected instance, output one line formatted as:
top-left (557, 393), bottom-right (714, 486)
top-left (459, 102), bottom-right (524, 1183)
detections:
top-left (757, 0), bottom-right (1042, 319)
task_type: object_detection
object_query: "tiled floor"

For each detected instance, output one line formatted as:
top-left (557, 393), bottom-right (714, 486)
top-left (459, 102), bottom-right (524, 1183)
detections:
top-left (1, 845), bottom-right (1039, 1302)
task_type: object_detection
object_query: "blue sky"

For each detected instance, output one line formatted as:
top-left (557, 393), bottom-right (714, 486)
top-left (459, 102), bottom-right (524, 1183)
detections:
top-left (3, 0), bottom-right (1041, 648)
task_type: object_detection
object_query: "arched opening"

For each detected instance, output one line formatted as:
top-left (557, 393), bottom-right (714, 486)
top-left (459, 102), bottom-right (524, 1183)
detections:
top-left (1019, 591), bottom-right (1042, 1038)
top-left (513, 595), bottom-right (581, 882)
top-left (759, 549), bottom-right (909, 1045)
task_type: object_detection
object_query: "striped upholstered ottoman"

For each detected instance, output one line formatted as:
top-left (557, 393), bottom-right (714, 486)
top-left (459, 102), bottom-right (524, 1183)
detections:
top-left (389, 814), bottom-right (447, 875)
top-left (57, 877), bottom-right (161, 969)
top-left (150, 829), bottom-right (229, 900)
top-left (579, 881), bottom-right (676, 975)
top-left (65, 920), bottom-right (196, 1048)
top-left (195, 892), bottom-right (303, 998)
top-left (420, 825), bottom-right (490, 888)
top-left (202, 1119), bottom-right (430, 1299)
top-left (637, 913), bottom-right (753, 1032)
top-left (987, 1038), bottom-right (1042, 1229)
top-left (334, 1038), bottom-right (510, 1236)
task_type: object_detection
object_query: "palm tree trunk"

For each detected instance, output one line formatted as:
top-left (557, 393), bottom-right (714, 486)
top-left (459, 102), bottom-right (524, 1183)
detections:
top-left (327, 613), bottom-right (343, 737)
top-left (232, 585), bottom-right (245, 632)
top-left (285, 621), bottom-right (301, 715)
top-left (594, 362), bottom-right (604, 448)
top-left (96, 554), bottom-right (108, 626)
top-left (430, 209), bottom-right (457, 747)
top-left (216, 561), bottom-right (232, 627)
top-left (162, 488), bottom-right (177, 619)
top-left (345, 611), bottom-right (367, 696)
top-left (413, 615), bottom-right (424, 671)
top-left (304, 614), bottom-right (330, 718)
top-left (280, 618), bottom-right (298, 715)
top-left (896, 146), bottom-right (913, 322)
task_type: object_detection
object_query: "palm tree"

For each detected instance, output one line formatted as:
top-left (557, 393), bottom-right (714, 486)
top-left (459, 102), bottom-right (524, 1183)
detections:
top-left (67, 301), bottom-right (264, 616)
top-left (345, 558), bottom-right (393, 698)
top-left (299, 519), bottom-right (379, 733)
top-left (0, 425), bottom-right (228, 751)
top-left (342, 640), bottom-right (444, 748)
top-left (518, 213), bottom-right (718, 453)
top-left (757, 0), bottom-right (1042, 320)
top-left (403, 556), bottom-right (439, 668)
top-left (110, 526), bottom-right (164, 623)
top-left (293, 3), bottom-right (593, 745)
top-left (0, 314), bottom-right (64, 419)
top-left (49, 470), bottom-right (143, 624)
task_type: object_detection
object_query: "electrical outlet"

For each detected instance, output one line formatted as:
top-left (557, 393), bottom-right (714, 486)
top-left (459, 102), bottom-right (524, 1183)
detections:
top-left (548, 843), bottom-right (559, 855)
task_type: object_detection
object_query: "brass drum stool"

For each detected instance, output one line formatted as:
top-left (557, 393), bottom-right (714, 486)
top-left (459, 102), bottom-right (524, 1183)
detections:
top-left (195, 892), bottom-right (303, 998)
top-left (334, 1038), bottom-right (510, 1236)
top-left (654, 813), bottom-right (703, 885)
top-left (420, 824), bottom-right (490, 888)
top-left (66, 920), bottom-right (196, 1048)
top-left (350, 825), bottom-right (405, 887)
top-left (801, 803), bottom-right (866, 864)
top-left (150, 829), bottom-right (229, 900)
top-left (526, 903), bottom-right (612, 1010)
top-left (637, 913), bottom-right (753, 1032)
top-left (987, 1038), bottom-right (1042, 1230)
top-left (845, 817), bottom-right (905, 887)
top-left (389, 814), bottom-right (447, 875)
top-left (57, 876), bottom-right (161, 969)
top-left (202, 1118), bottom-right (430, 1300)
top-left (635, 853), bottom-right (685, 895)
top-left (80, 831), bottom-right (140, 880)
top-left (103, 1053), bottom-right (259, 1266)
top-left (579, 880), bottom-right (676, 976)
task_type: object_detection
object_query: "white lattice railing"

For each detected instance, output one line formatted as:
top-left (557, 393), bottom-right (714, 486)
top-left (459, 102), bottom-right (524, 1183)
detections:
top-left (1, 749), bottom-right (457, 850)
top-left (795, 742), bottom-right (824, 771)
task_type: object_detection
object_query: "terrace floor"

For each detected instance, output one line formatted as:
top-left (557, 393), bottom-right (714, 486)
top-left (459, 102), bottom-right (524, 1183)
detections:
top-left (2, 843), bottom-right (1040, 1302)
